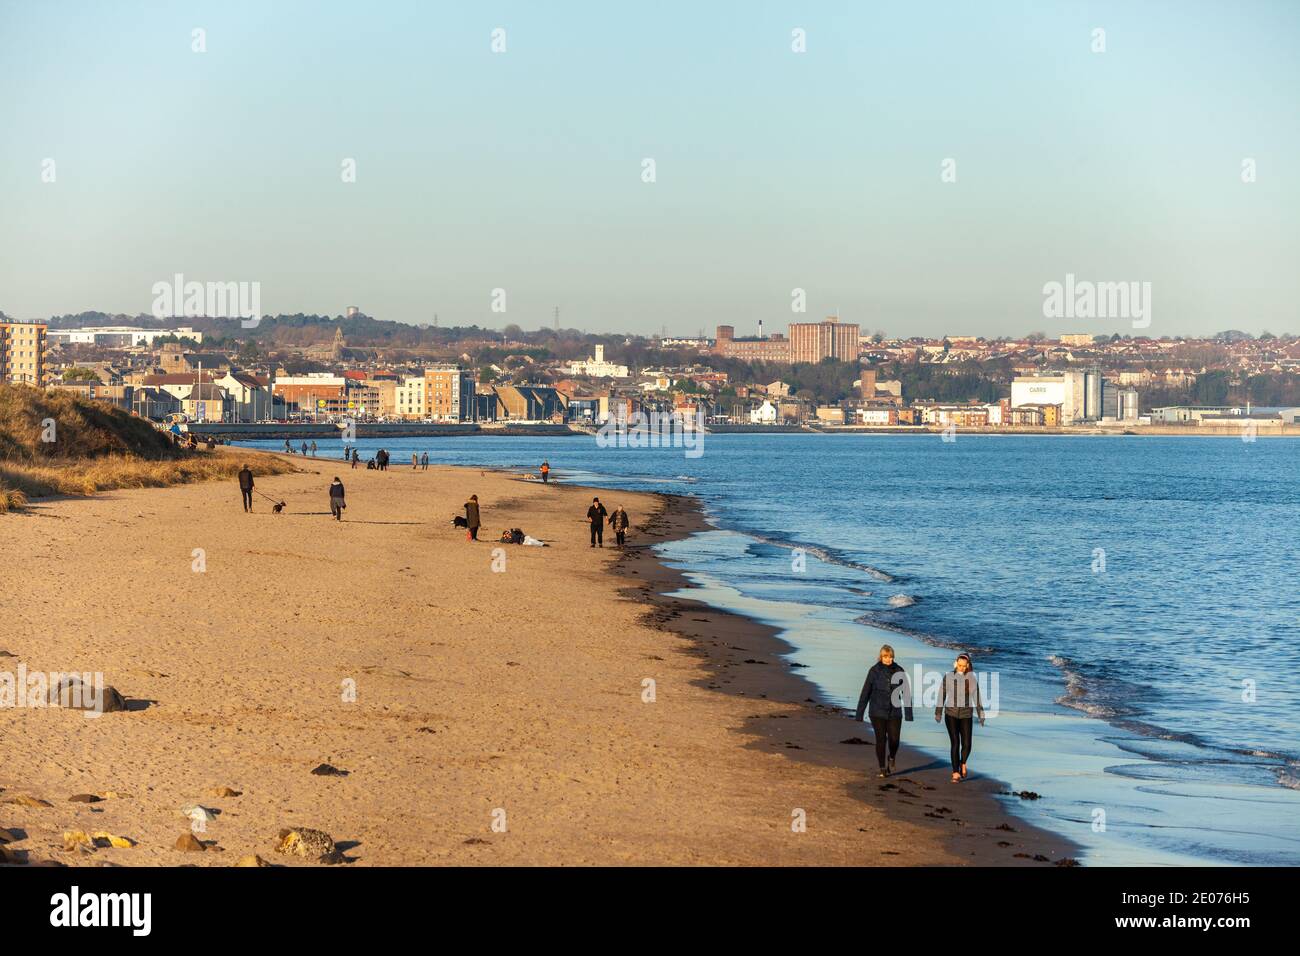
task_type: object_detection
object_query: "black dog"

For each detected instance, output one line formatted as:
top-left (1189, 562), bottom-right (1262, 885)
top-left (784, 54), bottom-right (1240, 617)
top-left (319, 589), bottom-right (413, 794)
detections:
top-left (272, 501), bottom-right (286, 514)
top-left (451, 515), bottom-right (468, 528)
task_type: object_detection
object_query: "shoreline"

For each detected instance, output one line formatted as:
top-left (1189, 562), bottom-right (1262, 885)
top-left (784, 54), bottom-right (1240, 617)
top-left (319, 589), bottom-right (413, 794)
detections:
top-left (1, 455), bottom-right (1073, 866)
top-left (611, 489), bottom-right (1079, 866)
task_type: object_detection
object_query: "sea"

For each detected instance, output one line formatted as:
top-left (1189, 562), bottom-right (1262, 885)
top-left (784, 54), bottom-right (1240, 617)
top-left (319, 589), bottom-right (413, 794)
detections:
top-left (239, 431), bottom-right (1300, 865)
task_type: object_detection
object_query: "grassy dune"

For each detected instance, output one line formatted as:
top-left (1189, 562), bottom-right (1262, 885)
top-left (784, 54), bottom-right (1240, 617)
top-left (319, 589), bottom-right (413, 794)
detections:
top-left (0, 385), bottom-right (293, 512)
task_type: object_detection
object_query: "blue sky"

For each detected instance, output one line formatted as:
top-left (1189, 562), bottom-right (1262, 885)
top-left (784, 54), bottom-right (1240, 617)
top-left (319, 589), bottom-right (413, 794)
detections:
top-left (1, 0), bottom-right (1296, 337)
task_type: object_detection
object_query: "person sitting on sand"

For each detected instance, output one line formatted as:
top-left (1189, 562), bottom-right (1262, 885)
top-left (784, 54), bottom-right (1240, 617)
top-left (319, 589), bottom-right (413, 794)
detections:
top-left (935, 652), bottom-right (985, 783)
top-left (611, 505), bottom-right (629, 548)
top-left (329, 477), bottom-right (346, 521)
top-left (464, 495), bottom-right (481, 541)
top-left (238, 464), bottom-right (255, 513)
top-left (586, 497), bottom-right (608, 548)
top-left (853, 644), bottom-right (913, 778)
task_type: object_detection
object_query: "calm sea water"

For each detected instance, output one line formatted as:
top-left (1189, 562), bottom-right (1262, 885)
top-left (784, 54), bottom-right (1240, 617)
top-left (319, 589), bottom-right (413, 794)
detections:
top-left (241, 432), bottom-right (1300, 865)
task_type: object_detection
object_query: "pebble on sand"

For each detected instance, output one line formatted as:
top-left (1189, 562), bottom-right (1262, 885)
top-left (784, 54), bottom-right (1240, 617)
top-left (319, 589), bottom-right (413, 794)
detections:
top-left (310, 763), bottom-right (350, 777)
top-left (175, 833), bottom-right (205, 852)
top-left (236, 854), bottom-right (270, 867)
top-left (46, 676), bottom-right (127, 713)
top-left (275, 827), bottom-right (341, 864)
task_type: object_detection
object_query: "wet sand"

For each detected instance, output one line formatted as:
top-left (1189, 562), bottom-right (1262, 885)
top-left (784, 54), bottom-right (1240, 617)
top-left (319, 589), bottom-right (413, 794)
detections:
top-left (0, 454), bottom-right (1071, 865)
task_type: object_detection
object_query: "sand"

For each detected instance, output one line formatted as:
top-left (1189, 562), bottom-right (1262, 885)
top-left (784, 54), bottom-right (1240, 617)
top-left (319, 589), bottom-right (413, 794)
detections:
top-left (0, 453), bottom-right (1071, 865)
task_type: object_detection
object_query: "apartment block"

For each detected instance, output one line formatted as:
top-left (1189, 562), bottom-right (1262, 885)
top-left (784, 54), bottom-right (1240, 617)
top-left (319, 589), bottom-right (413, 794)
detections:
top-left (1, 321), bottom-right (49, 385)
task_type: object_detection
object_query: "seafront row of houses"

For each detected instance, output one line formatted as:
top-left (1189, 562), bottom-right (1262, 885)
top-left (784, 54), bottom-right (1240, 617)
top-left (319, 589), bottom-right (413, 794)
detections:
top-left (3, 317), bottom-right (1299, 431)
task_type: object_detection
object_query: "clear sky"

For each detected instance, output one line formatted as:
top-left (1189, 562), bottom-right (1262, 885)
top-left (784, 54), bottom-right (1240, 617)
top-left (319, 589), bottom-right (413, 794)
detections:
top-left (2, 0), bottom-right (1297, 338)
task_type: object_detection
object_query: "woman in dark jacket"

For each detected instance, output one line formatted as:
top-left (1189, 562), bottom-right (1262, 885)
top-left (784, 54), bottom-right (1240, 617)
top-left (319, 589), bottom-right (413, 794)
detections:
top-left (854, 644), bottom-right (913, 777)
top-left (329, 477), bottom-right (346, 521)
top-left (464, 494), bottom-right (481, 541)
top-left (934, 652), bottom-right (985, 782)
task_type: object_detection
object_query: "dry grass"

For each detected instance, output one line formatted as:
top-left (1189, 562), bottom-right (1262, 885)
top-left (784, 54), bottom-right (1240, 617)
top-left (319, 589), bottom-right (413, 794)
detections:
top-left (0, 452), bottom-right (294, 502)
top-left (0, 385), bottom-right (295, 511)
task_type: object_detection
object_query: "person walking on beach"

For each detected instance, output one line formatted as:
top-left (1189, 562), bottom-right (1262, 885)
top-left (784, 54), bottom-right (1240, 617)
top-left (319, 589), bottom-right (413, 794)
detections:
top-left (377, 448), bottom-right (389, 471)
top-left (586, 497), bottom-right (608, 548)
top-left (237, 464), bottom-right (254, 513)
top-left (464, 494), bottom-right (481, 541)
top-left (301, 441), bottom-right (309, 457)
top-left (329, 477), bottom-right (346, 521)
top-left (854, 644), bottom-right (913, 778)
top-left (283, 439), bottom-right (293, 454)
top-left (420, 451), bottom-right (429, 471)
top-left (311, 440), bottom-right (318, 457)
top-left (935, 652), bottom-right (985, 783)
top-left (540, 460), bottom-right (550, 484)
top-left (351, 448), bottom-right (360, 469)
top-left (412, 453), bottom-right (419, 469)
top-left (611, 505), bottom-right (629, 548)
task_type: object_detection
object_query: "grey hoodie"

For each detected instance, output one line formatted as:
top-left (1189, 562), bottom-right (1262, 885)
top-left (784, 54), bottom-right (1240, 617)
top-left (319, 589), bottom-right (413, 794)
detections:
top-left (936, 670), bottom-right (984, 720)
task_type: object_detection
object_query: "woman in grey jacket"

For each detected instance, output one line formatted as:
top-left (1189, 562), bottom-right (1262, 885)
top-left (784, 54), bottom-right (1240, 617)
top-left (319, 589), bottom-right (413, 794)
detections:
top-left (935, 652), bottom-right (984, 782)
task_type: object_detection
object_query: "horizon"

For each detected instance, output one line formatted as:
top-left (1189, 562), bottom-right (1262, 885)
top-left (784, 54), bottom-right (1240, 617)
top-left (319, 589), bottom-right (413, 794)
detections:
top-left (2, 0), bottom-right (1297, 337)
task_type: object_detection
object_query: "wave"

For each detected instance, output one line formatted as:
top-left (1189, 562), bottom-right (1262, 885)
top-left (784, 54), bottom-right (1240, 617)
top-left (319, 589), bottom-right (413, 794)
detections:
top-left (853, 614), bottom-right (995, 654)
top-left (1277, 766), bottom-right (1300, 791)
top-left (745, 532), bottom-right (896, 582)
top-left (887, 594), bottom-right (918, 609)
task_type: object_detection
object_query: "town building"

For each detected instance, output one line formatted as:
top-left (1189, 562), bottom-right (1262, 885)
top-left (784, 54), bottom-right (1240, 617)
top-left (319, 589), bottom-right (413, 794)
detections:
top-left (566, 345), bottom-right (628, 378)
top-left (713, 326), bottom-right (791, 363)
top-left (423, 365), bottom-right (476, 421)
top-left (789, 319), bottom-right (860, 365)
top-left (0, 321), bottom-right (49, 385)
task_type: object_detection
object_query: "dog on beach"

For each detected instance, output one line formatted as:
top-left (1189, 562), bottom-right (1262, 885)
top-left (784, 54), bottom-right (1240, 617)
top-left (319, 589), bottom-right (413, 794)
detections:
top-left (272, 501), bottom-right (286, 514)
top-left (451, 515), bottom-right (468, 528)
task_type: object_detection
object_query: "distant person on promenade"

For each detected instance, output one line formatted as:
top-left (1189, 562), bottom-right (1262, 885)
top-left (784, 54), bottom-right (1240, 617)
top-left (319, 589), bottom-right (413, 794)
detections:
top-left (420, 451), bottom-right (429, 471)
top-left (586, 497), bottom-right (608, 548)
top-left (464, 494), bottom-right (481, 541)
top-left (238, 464), bottom-right (254, 513)
top-left (540, 460), bottom-right (550, 484)
top-left (854, 644), bottom-right (914, 778)
top-left (611, 505), bottom-right (629, 548)
top-left (311, 440), bottom-right (318, 457)
top-left (329, 477), bottom-right (346, 521)
top-left (935, 652), bottom-right (985, 783)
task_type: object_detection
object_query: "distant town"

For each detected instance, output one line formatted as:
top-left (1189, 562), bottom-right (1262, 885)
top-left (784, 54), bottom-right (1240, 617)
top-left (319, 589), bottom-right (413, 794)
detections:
top-left (3, 309), bottom-right (1300, 433)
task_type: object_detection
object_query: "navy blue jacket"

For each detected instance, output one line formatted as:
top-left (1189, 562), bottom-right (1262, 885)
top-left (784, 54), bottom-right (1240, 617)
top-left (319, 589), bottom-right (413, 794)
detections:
top-left (855, 661), bottom-right (914, 721)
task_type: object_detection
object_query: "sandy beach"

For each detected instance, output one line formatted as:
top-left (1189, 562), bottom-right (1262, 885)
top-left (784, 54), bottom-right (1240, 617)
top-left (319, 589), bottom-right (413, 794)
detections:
top-left (0, 453), bottom-right (1070, 866)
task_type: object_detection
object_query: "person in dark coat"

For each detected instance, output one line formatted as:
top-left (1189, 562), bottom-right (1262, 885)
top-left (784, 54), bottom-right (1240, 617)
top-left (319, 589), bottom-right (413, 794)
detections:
top-left (350, 448), bottom-right (359, 469)
top-left (586, 497), bottom-right (608, 548)
top-left (464, 494), bottom-right (481, 541)
top-left (420, 452), bottom-right (429, 471)
top-left (935, 652), bottom-right (985, 782)
top-left (237, 464), bottom-right (254, 513)
top-left (853, 644), bottom-right (913, 777)
top-left (610, 505), bottom-right (630, 548)
top-left (377, 448), bottom-right (389, 471)
top-left (329, 477), bottom-right (346, 521)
